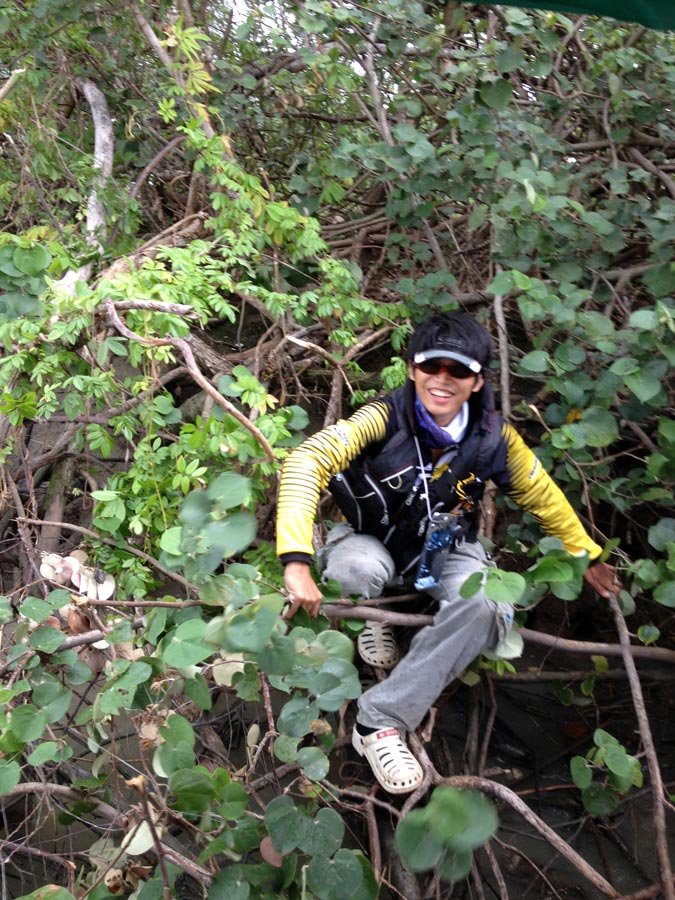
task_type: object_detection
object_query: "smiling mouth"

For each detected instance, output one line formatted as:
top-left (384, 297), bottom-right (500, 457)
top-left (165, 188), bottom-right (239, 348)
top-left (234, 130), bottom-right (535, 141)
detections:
top-left (429, 389), bottom-right (454, 399)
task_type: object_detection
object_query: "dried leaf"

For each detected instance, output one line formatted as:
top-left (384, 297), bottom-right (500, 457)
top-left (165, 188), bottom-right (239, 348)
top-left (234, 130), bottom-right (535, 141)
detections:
top-left (260, 835), bottom-right (283, 867)
top-left (104, 867), bottom-right (125, 894)
top-left (67, 607), bottom-right (91, 635)
top-left (212, 652), bottom-right (246, 687)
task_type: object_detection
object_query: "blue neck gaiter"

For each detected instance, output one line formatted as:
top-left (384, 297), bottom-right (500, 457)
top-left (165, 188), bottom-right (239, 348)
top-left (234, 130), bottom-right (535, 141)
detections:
top-left (414, 397), bottom-right (462, 450)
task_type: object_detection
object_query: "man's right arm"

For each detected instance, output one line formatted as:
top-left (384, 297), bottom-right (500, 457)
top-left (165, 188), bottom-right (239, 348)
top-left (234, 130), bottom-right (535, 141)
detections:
top-left (276, 401), bottom-right (390, 615)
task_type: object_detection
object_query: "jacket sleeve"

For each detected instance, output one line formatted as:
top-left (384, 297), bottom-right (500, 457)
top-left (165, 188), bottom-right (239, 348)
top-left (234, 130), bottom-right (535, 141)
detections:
top-left (276, 400), bottom-right (390, 560)
top-left (492, 422), bottom-right (603, 560)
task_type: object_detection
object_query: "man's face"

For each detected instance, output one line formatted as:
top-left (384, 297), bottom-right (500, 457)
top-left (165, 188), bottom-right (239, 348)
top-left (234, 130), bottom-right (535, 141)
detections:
top-left (410, 358), bottom-right (484, 426)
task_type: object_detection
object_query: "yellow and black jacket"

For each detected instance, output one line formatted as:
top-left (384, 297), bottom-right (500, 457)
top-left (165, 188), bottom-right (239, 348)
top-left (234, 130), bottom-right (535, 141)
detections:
top-left (277, 380), bottom-right (602, 575)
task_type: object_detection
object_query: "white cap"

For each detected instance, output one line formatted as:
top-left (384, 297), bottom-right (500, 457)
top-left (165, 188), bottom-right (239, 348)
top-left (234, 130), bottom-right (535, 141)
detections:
top-left (413, 349), bottom-right (482, 373)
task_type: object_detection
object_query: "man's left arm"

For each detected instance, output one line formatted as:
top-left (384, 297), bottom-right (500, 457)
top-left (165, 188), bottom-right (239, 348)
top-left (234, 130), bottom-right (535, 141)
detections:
top-left (495, 423), bottom-right (622, 595)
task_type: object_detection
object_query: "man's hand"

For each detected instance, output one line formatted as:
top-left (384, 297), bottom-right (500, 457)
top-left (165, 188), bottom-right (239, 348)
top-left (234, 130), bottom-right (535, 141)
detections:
top-left (584, 560), bottom-right (621, 599)
top-left (283, 561), bottom-right (323, 618)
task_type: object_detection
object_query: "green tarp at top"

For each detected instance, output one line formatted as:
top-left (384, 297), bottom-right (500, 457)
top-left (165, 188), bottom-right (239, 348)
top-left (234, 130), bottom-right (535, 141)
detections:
top-left (462, 0), bottom-right (675, 30)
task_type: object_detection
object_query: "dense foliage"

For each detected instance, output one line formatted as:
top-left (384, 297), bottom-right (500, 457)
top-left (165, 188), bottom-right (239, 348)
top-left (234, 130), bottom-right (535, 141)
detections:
top-left (0, 2), bottom-right (673, 898)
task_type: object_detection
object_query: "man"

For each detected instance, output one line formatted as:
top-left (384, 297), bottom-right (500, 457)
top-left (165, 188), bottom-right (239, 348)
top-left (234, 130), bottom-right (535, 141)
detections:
top-left (276, 311), bottom-right (619, 794)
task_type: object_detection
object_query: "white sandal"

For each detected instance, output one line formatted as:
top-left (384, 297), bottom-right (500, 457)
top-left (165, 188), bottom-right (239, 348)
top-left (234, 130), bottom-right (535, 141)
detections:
top-left (357, 621), bottom-right (400, 669)
top-left (352, 726), bottom-right (424, 794)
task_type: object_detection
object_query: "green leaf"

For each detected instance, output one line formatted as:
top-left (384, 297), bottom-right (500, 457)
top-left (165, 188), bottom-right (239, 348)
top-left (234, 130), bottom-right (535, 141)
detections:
top-left (169, 766), bottom-right (215, 814)
top-left (33, 682), bottom-right (72, 722)
top-left (298, 807), bottom-right (344, 856)
top-left (653, 581), bottom-right (675, 608)
top-left (10, 704), bottom-right (47, 742)
top-left (624, 370), bottom-right (662, 403)
top-left (207, 866), bottom-right (251, 900)
top-left (423, 787), bottom-right (468, 842)
top-left (28, 625), bottom-right (65, 653)
top-left (160, 713), bottom-right (195, 749)
top-left (484, 570), bottom-right (525, 604)
top-left (628, 309), bottom-right (660, 330)
top-left (13, 244), bottom-right (51, 275)
top-left (605, 744), bottom-right (632, 779)
top-left (204, 512), bottom-right (257, 559)
top-left (394, 809), bottom-right (445, 872)
top-left (573, 408), bottom-right (619, 448)
top-left (0, 760), bottom-right (21, 795)
top-left (441, 790), bottom-right (498, 852)
top-left (206, 472), bottom-right (251, 508)
top-left (218, 782), bottom-right (248, 820)
top-left (264, 795), bottom-right (311, 854)
top-left (648, 518), bottom-right (675, 551)
top-left (297, 746), bottom-right (330, 782)
top-left (306, 848), bottom-right (363, 900)
top-left (154, 740), bottom-right (195, 778)
top-left (593, 728), bottom-right (620, 749)
top-left (486, 270), bottom-right (514, 294)
top-left (460, 571), bottom-right (484, 598)
top-left (437, 848), bottom-right (473, 883)
top-left (215, 601), bottom-right (282, 654)
top-left (581, 783), bottom-right (620, 816)
top-left (160, 526), bottom-right (184, 555)
top-left (277, 695), bottom-right (320, 738)
top-left (274, 733), bottom-right (301, 763)
top-left (637, 624), bottom-right (660, 645)
top-left (530, 557), bottom-right (573, 583)
top-left (19, 596), bottom-right (55, 623)
top-left (518, 350), bottom-right (550, 374)
top-left (311, 629), bottom-right (355, 662)
top-left (27, 741), bottom-right (73, 765)
top-left (179, 490), bottom-right (212, 526)
top-left (479, 78), bottom-right (513, 109)
top-left (162, 620), bottom-right (214, 667)
top-left (184, 672), bottom-right (213, 710)
top-left (570, 755), bottom-right (593, 789)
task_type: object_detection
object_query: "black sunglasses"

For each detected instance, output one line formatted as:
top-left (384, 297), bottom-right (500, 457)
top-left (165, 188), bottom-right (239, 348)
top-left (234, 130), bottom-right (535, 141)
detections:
top-left (415, 360), bottom-right (477, 379)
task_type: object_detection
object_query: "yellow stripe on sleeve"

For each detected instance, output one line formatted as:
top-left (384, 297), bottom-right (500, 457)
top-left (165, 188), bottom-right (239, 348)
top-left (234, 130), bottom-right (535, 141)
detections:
top-left (501, 423), bottom-right (602, 560)
top-left (276, 401), bottom-right (389, 558)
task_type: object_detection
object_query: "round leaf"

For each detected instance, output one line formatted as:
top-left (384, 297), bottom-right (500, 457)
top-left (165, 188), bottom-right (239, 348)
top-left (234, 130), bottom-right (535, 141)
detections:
top-left (437, 848), bottom-right (473, 883)
top-left (443, 790), bottom-right (498, 852)
top-left (13, 244), bottom-right (51, 275)
top-left (307, 848), bottom-right (363, 900)
top-left (299, 807), bottom-right (344, 856)
top-left (581, 784), bottom-right (620, 816)
top-left (394, 809), bottom-right (444, 872)
top-left (518, 350), bottom-right (550, 374)
top-left (297, 746), bottom-right (330, 782)
top-left (479, 78), bottom-right (513, 109)
top-left (648, 518), bottom-right (675, 552)
top-left (264, 795), bottom-right (311, 854)
top-left (206, 472), bottom-right (252, 508)
top-left (10, 704), bottom-right (47, 742)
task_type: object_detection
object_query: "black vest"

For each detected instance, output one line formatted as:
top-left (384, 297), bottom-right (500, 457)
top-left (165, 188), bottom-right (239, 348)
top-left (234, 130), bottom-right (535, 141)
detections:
top-left (328, 382), bottom-right (502, 575)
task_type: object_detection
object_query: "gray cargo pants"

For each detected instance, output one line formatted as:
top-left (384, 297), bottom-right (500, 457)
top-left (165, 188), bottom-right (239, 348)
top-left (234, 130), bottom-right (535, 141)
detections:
top-left (319, 523), bottom-right (512, 733)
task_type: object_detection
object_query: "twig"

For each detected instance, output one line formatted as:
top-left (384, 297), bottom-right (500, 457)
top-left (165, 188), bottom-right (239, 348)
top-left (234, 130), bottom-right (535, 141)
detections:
top-left (607, 592), bottom-right (674, 900)
top-left (444, 775), bottom-right (618, 897)
top-left (18, 517), bottom-right (196, 595)
top-left (491, 266), bottom-right (511, 419)
top-left (104, 299), bottom-right (276, 462)
top-left (319, 604), bottom-right (675, 664)
top-left (0, 69), bottom-right (25, 103)
top-left (287, 334), bottom-right (355, 394)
